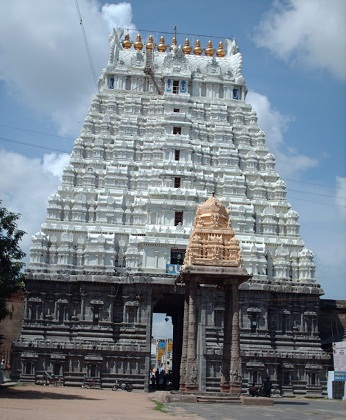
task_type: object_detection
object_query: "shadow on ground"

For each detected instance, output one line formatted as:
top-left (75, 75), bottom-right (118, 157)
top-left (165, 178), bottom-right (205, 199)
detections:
top-left (0, 386), bottom-right (99, 401)
top-left (274, 400), bottom-right (309, 405)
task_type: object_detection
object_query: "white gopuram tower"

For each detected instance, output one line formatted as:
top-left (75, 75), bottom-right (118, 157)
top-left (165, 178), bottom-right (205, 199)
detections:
top-left (12, 29), bottom-right (328, 395)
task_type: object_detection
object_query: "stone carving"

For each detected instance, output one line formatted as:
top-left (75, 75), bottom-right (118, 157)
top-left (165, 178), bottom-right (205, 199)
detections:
top-left (108, 28), bottom-right (123, 64)
top-left (163, 45), bottom-right (188, 74)
top-left (183, 196), bottom-right (241, 267)
top-left (185, 363), bottom-right (198, 388)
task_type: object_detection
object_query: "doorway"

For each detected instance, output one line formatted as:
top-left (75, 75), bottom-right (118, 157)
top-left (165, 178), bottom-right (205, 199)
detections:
top-left (151, 294), bottom-right (184, 390)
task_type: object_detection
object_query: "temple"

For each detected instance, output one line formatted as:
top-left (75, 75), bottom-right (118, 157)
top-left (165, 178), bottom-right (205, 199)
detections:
top-left (12, 29), bottom-right (329, 395)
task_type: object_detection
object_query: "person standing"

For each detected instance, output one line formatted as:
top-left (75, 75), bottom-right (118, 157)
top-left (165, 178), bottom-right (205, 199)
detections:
top-left (0, 359), bottom-right (5, 384)
top-left (249, 382), bottom-right (257, 397)
top-left (263, 377), bottom-right (272, 397)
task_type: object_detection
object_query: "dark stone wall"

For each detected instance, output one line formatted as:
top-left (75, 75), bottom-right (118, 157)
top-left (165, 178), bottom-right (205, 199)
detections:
top-left (318, 299), bottom-right (346, 366)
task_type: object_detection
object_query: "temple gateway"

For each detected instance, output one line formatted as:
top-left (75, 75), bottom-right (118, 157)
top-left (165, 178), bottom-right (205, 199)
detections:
top-left (12, 29), bottom-right (329, 395)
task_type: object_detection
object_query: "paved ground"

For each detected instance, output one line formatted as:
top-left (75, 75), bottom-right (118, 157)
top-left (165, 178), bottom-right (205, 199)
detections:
top-left (172, 398), bottom-right (346, 420)
top-left (0, 384), bottom-right (345, 420)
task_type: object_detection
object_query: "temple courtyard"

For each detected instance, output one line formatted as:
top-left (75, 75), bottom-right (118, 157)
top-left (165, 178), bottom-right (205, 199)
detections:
top-left (0, 384), bottom-right (345, 420)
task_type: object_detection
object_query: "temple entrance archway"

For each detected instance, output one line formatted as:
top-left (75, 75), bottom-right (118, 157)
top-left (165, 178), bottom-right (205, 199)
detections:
top-left (152, 293), bottom-right (184, 390)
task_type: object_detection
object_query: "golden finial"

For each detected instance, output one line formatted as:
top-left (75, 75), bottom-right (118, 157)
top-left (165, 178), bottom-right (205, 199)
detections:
top-left (122, 33), bottom-right (132, 49)
top-left (193, 39), bottom-right (203, 56)
top-left (216, 41), bottom-right (225, 57)
top-left (157, 36), bottom-right (167, 52)
top-left (170, 36), bottom-right (177, 51)
top-left (205, 40), bottom-right (214, 56)
top-left (134, 34), bottom-right (143, 50)
top-left (146, 34), bottom-right (154, 51)
top-left (182, 38), bottom-right (192, 55)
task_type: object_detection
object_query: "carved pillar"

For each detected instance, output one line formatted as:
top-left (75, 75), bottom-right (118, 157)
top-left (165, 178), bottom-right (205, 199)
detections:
top-left (221, 284), bottom-right (231, 392)
top-left (80, 292), bottom-right (86, 320)
top-left (142, 291), bottom-right (152, 392)
top-left (230, 282), bottom-right (242, 395)
top-left (185, 279), bottom-right (198, 391)
top-left (179, 283), bottom-right (189, 391)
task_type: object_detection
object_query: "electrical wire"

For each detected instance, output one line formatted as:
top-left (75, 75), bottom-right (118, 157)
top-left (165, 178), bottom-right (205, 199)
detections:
top-left (286, 177), bottom-right (346, 191)
top-left (120, 26), bottom-right (233, 41)
top-left (1, 135), bottom-right (345, 209)
top-left (287, 195), bottom-right (346, 209)
top-left (1, 131), bottom-right (345, 206)
top-left (0, 124), bottom-right (74, 141)
top-left (289, 189), bottom-right (346, 200)
top-left (74, 0), bottom-right (98, 87)
top-left (0, 137), bottom-right (70, 154)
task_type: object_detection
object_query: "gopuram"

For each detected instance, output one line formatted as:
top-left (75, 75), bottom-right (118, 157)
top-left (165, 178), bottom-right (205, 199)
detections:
top-left (11, 28), bottom-right (329, 395)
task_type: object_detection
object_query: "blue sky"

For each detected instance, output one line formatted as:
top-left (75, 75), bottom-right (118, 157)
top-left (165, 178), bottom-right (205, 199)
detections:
top-left (0, 0), bottom-right (345, 315)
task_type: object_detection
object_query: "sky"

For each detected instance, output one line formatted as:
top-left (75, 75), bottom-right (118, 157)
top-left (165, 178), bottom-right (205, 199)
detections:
top-left (0, 0), bottom-right (345, 328)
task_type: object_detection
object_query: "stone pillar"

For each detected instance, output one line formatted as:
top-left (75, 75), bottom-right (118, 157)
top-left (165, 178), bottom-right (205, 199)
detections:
top-left (144, 291), bottom-right (152, 393)
top-left (230, 282), bottom-right (242, 395)
top-left (80, 292), bottom-right (86, 320)
top-left (185, 279), bottom-right (198, 391)
top-left (221, 284), bottom-right (231, 392)
top-left (179, 283), bottom-right (189, 391)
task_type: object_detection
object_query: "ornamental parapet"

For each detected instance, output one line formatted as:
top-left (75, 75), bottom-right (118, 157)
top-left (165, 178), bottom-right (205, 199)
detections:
top-left (240, 281), bottom-right (323, 295)
top-left (241, 349), bottom-right (329, 361)
top-left (14, 338), bottom-right (147, 353)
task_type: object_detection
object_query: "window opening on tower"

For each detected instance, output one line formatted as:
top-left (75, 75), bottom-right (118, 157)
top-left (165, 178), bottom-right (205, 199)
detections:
top-left (174, 211), bottom-right (183, 226)
top-left (170, 249), bottom-right (185, 265)
top-left (174, 177), bottom-right (181, 188)
top-left (172, 80), bottom-right (179, 94)
top-left (173, 127), bottom-right (181, 135)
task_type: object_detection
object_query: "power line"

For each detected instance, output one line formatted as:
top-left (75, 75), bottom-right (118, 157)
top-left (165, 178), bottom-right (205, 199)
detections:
top-left (1, 121), bottom-right (345, 203)
top-left (2, 124), bottom-right (344, 193)
top-left (286, 177), bottom-right (346, 191)
top-left (289, 189), bottom-right (346, 200)
top-left (288, 195), bottom-right (346, 209)
top-left (74, 0), bottom-right (98, 87)
top-left (121, 26), bottom-right (233, 41)
top-left (3, 124), bottom-right (344, 195)
top-left (0, 124), bottom-right (74, 141)
top-left (1, 133), bottom-right (345, 207)
top-left (0, 137), bottom-right (70, 154)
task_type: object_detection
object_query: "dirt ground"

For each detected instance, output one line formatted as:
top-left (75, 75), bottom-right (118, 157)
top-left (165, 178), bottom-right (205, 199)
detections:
top-left (0, 384), bottom-right (199, 420)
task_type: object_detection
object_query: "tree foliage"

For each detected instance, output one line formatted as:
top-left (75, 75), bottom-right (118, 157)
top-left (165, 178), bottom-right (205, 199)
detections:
top-left (0, 201), bottom-right (26, 321)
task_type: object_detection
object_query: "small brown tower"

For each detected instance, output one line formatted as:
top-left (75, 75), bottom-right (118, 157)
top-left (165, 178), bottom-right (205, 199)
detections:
top-left (177, 195), bottom-right (251, 394)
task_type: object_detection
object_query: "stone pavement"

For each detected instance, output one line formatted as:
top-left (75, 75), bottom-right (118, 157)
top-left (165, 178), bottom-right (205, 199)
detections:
top-left (0, 384), bottom-right (345, 420)
top-left (166, 397), bottom-right (346, 420)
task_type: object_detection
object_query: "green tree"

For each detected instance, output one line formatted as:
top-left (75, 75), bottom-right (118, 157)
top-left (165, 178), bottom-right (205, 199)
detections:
top-left (0, 201), bottom-right (26, 321)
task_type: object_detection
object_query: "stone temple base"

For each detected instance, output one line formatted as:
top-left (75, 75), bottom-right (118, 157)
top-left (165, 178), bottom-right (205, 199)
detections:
top-left (150, 391), bottom-right (242, 404)
top-left (151, 391), bottom-right (274, 406)
top-left (241, 396), bottom-right (274, 406)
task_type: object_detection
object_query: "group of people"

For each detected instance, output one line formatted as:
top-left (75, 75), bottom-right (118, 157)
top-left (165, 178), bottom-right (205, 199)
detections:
top-left (249, 377), bottom-right (274, 397)
top-left (149, 369), bottom-right (172, 391)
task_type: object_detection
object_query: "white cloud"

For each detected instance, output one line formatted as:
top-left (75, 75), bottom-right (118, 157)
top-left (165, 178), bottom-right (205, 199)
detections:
top-left (42, 153), bottom-right (70, 178)
top-left (0, 149), bottom-right (68, 260)
top-left (247, 90), bottom-right (318, 177)
top-left (0, 0), bottom-right (135, 136)
top-left (254, 0), bottom-right (346, 81)
top-left (101, 2), bottom-right (136, 33)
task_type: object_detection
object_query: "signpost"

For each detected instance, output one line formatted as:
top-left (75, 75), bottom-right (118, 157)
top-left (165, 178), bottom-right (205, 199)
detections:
top-left (333, 341), bottom-right (346, 400)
